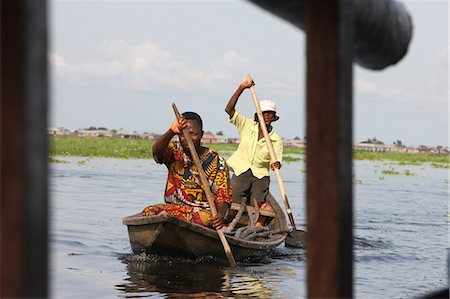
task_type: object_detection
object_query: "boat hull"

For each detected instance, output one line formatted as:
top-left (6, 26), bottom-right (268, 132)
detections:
top-left (123, 193), bottom-right (288, 261)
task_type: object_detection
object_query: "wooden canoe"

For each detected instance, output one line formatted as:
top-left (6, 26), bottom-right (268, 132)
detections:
top-left (123, 193), bottom-right (288, 261)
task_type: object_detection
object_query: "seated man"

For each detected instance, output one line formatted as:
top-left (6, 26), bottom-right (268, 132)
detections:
top-left (142, 111), bottom-right (232, 229)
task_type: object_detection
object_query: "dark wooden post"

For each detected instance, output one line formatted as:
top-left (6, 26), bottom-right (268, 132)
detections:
top-left (305, 0), bottom-right (353, 298)
top-left (1, 0), bottom-right (49, 297)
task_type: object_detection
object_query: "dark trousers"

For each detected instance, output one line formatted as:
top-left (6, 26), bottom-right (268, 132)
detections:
top-left (231, 169), bottom-right (270, 205)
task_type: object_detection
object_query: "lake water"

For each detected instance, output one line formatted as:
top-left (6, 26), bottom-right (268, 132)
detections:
top-left (50, 156), bottom-right (448, 298)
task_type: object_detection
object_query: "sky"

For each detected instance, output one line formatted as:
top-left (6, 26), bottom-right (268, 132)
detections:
top-left (49, 0), bottom-right (448, 147)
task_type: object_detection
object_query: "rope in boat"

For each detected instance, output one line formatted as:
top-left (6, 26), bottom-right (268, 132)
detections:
top-left (222, 199), bottom-right (287, 241)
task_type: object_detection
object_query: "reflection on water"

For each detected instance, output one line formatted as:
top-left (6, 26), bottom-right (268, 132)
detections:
top-left (116, 253), bottom-right (277, 298)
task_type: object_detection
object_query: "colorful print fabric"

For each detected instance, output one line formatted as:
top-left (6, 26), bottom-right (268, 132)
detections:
top-left (142, 142), bottom-right (232, 227)
top-left (142, 203), bottom-right (212, 227)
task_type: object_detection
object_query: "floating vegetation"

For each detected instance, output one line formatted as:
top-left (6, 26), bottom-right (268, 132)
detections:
top-left (209, 143), bottom-right (238, 153)
top-left (431, 163), bottom-right (450, 169)
top-left (381, 169), bottom-right (400, 175)
top-left (379, 176), bottom-right (385, 180)
top-left (353, 150), bottom-right (449, 165)
top-left (50, 136), bottom-right (154, 159)
top-left (77, 160), bottom-right (88, 166)
top-left (49, 136), bottom-right (306, 161)
top-left (49, 137), bottom-right (449, 165)
top-left (48, 157), bottom-right (69, 164)
top-left (282, 147), bottom-right (305, 155)
top-left (398, 161), bottom-right (421, 166)
top-left (283, 156), bottom-right (304, 163)
top-left (402, 169), bottom-right (415, 176)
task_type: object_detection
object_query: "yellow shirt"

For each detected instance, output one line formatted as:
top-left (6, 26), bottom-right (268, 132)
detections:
top-left (227, 110), bottom-right (283, 179)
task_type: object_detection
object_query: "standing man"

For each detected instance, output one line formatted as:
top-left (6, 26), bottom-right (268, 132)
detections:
top-left (225, 79), bottom-right (283, 226)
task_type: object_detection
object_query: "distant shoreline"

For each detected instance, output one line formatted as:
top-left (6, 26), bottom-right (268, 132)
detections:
top-left (49, 136), bottom-right (449, 167)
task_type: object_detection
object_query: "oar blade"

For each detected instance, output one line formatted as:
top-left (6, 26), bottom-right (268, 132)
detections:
top-left (285, 229), bottom-right (307, 248)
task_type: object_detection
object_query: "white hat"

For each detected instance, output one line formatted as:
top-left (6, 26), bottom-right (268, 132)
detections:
top-left (259, 99), bottom-right (280, 121)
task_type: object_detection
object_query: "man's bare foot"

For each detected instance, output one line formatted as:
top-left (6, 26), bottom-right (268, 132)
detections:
top-left (260, 202), bottom-right (272, 211)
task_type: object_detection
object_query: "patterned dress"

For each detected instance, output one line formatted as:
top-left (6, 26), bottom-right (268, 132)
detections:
top-left (142, 142), bottom-right (232, 227)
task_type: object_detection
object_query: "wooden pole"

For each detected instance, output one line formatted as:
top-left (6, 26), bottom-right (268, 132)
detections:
top-left (306, 0), bottom-right (353, 298)
top-left (1, 0), bottom-right (49, 297)
top-left (172, 103), bottom-right (237, 267)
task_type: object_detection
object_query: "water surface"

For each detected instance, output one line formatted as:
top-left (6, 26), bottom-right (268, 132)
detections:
top-left (50, 157), bottom-right (448, 298)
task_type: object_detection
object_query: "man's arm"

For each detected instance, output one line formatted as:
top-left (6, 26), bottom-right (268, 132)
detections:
top-left (152, 116), bottom-right (186, 163)
top-left (210, 155), bottom-right (233, 229)
top-left (225, 79), bottom-right (254, 118)
top-left (211, 202), bottom-right (231, 230)
top-left (270, 135), bottom-right (283, 170)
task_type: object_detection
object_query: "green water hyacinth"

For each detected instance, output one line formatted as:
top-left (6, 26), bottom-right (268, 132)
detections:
top-left (49, 136), bottom-right (449, 164)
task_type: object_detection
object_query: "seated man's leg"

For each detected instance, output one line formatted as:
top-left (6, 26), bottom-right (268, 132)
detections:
top-left (142, 203), bottom-right (192, 222)
top-left (143, 203), bottom-right (215, 227)
top-left (250, 175), bottom-right (270, 226)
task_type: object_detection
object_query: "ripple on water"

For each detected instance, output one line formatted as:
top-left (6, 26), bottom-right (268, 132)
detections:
top-left (52, 238), bottom-right (88, 249)
top-left (354, 236), bottom-right (391, 250)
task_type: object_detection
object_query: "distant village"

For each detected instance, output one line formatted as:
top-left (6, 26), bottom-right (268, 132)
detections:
top-left (48, 127), bottom-right (449, 155)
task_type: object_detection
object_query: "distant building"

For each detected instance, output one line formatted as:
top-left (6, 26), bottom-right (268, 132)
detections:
top-left (116, 130), bottom-right (140, 139)
top-left (353, 143), bottom-right (394, 152)
top-left (201, 132), bottom-right (239, 144)
top-left (202, 131), bottom-right (218, 144)
top-left (353, 143), bottom-right (380, 151)
top-left (47, 127), bottom-right (65, 136)
top-left (439, 147), bottom-right (449, 155)
top-left (68, 130), bottom-right (79, 137)
top-left (283, 138), bottom-right (306, 148)
top-left (78, 129), bottom-right (113, 138)
top-left (142, 133), bottom-right (156, 140)
top-left (225, 137), bottom-right (239, 144)
top-left (418, 145), bottom-right (432, 153)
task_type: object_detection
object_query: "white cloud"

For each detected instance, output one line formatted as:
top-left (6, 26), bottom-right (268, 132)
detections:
top-left (357, 83), bottom-right (444, 108)
top-left (383, 47), bottom-right (448, 107)
top-left (210, 50), bottom-right (251, 71)
top-left (51, 40), bottom-right (246, 92)
top-left (50, 40), bottom-right (302, 97)
top-left (48, 52), bottom-right (67, 67)
top-left (355, 78), bottom-right (377, 96)
top-left (355, 46), bottom-right (448, 108)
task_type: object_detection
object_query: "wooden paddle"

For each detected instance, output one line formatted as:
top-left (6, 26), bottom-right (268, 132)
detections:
top-left (246, 74), bottom-right (306, 248)
top-left (171, 103), bottom-right (237, 266)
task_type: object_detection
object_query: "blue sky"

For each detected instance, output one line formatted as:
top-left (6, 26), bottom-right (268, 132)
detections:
top-left (49, 0), bottom-right (448, 147)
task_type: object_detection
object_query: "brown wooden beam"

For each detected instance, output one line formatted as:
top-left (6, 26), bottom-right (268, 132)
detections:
top-left (305, 0), bottom-right (353, 298)
top-left (1, 1), bottom-right (26, 295)
top-left (1, 0), bottom-right (49, 297)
